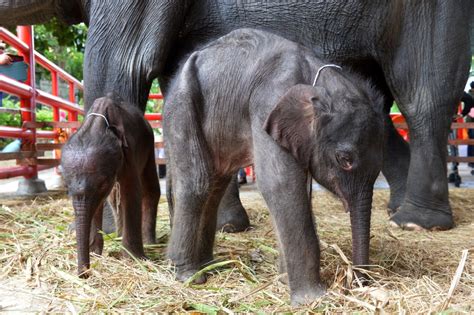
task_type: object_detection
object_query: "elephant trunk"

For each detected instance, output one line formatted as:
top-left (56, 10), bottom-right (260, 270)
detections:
top-left (348, 192), bottom-right (373, 275)
top-left (73, 197), bottom-right (92, 278)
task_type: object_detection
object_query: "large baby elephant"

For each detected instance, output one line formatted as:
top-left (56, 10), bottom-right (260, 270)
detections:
top-left (164, 29), bottom-right (384, 305)
top-left (61, 94), bottom-right (160, 277)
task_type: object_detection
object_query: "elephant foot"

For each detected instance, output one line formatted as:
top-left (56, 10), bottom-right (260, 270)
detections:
top-left (389, 201), bottom-right (453, 231)
top-left (121, 252), bottom-right (148, 262)
top-left (290, 285), bottom-right (326, 306)
top-left (143, 235), bottom-right (156, 245)
top-left (89, 233), bottom-right (104, 255)
top-left (387, 191), bottom-right (404, 216)
top-left (278, 273), bottom-right (289, 285)
top-left (216, 203), bottom-right (250, 233)
top-left (121, 245), bottom-right (147, 261)
top-left (386, 183), bottom-right (406, 216)
top-left (176, 268), bottom-right (207, 284)
top-left (78, 265), bottom-right (91, 279)
top-left (216, 175), bottom-right (251, 233)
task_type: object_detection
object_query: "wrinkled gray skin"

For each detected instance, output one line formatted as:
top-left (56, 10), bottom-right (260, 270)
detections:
top-left (1, 0), bottom-right (472, 231)
top-left (61, 95), bottom-right (160, 277)
top-left (164, 29), bottom-right (384, 305)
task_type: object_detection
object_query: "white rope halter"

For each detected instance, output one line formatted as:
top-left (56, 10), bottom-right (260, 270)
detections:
top-left (312, 64), bottom-right (342, 86)
top-left (87, 113), bottom-right (110, 128)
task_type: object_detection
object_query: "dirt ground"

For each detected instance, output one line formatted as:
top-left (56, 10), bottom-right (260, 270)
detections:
top-left (0, 186), bottom-right (473, 313)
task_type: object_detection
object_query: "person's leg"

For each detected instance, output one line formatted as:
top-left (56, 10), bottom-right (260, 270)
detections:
top-left (468, 127), bottom-right (474, 167)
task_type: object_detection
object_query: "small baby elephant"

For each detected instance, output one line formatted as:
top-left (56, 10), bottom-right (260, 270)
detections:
top-left (164, 29), bottom-right (384, 305)
top-left (61, 94), bottom-right (160, 277)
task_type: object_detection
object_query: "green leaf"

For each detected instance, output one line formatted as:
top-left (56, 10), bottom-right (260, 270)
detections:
top-left (187, 303), bottom-right (220, 314)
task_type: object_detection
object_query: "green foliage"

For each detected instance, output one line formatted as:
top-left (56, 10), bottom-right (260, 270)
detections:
top-left (0, 96), bottom-right (21, 127)
top-left (0, 96), bottom-right (21, 148)
top-left (36, 107), bottom-right (54, 125)
top-left (0, 96), bottom-right (54, 127)
top-left (145, 80), bottom-right (163, 113)
top-left (33, 19), bottom-right (87, 81)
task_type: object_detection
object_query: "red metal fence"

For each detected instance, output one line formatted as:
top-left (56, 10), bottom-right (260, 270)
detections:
top-left (391, 112), bottom-right (474, 163)
top-left (0, 26), bottom-right (163, 184)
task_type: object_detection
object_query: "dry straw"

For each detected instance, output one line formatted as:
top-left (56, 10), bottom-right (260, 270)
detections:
top-left (0, 188), bottom-right (473, 313)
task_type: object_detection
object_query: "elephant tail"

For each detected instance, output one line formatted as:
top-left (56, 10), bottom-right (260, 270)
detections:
top-left (166, 173), bottom-right (174, 228)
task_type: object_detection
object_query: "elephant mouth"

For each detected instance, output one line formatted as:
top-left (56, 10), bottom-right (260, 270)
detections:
top-left (333, 181), bottom-right (350, 212)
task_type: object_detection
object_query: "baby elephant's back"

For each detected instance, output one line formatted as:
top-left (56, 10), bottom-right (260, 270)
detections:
top-left (193, 28), bottom-right (311, 119)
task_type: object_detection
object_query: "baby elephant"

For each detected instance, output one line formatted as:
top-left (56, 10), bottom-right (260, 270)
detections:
top-left (61, 94), bottom-right (160, 277)
top-left (164, 28), bottom-right (384, 305)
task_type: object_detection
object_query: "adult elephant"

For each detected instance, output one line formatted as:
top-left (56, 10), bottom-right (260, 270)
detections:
top-left (1, 1), bottom-right (472, 231)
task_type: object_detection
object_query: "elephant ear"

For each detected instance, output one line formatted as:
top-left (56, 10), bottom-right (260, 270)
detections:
top-left (263, 84), bottom-right (329, 167)
top-left (100, 94), bottom-right (129, 149)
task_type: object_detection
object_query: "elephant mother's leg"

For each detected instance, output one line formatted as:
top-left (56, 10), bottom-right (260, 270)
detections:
top-left (379, 2), bottom-right (472, 231)
top-left (389, 101), bottom-right (455, 231)
top-left (216, 175), bottom-right (250, 232)
top-left (380, 28), bottom-right (470, 230)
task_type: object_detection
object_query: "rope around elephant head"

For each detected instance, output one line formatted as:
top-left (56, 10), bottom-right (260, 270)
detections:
top-left (86, 113), bottom-right (110, 128)
top-left (312, 64), bottom-right (342, 87)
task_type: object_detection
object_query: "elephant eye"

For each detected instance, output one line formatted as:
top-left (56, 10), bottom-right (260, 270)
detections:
top-left (335, 151), bottom-right (353, 171)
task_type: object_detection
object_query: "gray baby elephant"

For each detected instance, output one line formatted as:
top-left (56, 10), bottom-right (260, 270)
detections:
top-left (61, 94), bottom-right (160, 277)
top-left (164, 28), bottom-right (384, 305)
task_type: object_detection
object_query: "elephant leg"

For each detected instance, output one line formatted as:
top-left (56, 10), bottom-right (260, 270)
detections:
top-left (167, 164), bottom-right (224, 284)
top-left (89, 202), bottom-right (104, 255)
top-left (254, 143), bottom-right (324, 305)
top-left (381, 4), bottom-right (471, 231)
top-left (388, 110), bottom-right (455, 231)
top-left (141, 154), bottom-right (160, 245)
top-left (118, 175), bottom-right (146, 259)
top-left (381, 48), bottom-right (470, 231)
top-left (216, 175), bottom-right (250, 233)
top-left (101, 200), bottom-right (117, 235)
top-left (199, 177), bottom-right (233, 264)
top-left (382, 114), bottom-right (410, 214)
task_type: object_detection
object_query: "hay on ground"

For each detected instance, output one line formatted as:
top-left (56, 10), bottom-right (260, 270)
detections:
top-left (0, 187), bottom-right (473, 313)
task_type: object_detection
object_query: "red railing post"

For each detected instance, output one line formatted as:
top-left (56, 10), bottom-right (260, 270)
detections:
top-left (17, 26), bottom-right (37, 180)
top-left (68, 82), bottom-right (77, 132)
top-left (68, 82), bottom-right (75, 103)
top-left (52, 71), bottom-right (60, 120)
top-left (51, 71), bottom-right (62, 169)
